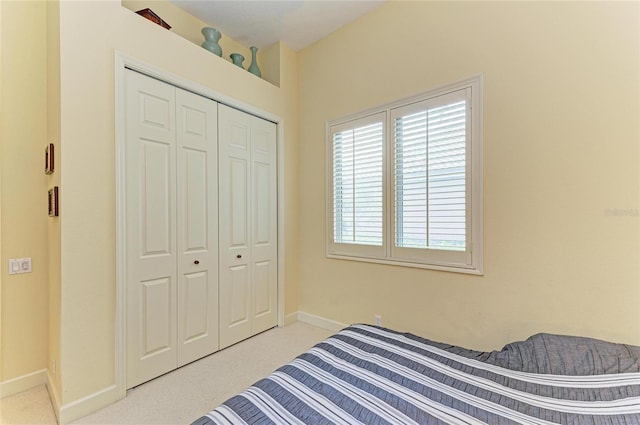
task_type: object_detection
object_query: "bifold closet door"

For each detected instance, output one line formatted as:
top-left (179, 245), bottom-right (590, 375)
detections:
top-left (125, 70), bottom-right (218, 389)
top-left (175, 89), bottom-right (219, 368)
top-left (218, 104), bottom-right (277, 349)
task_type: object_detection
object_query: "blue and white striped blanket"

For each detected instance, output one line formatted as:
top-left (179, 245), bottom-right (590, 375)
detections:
top-left (192, 325), bottom-right (640, 424)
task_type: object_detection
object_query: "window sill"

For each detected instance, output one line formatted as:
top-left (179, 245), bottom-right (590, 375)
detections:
top-left (326, 253), bottom-right (483, 275)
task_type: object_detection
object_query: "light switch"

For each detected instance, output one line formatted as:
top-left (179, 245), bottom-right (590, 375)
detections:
top-left (9, 260), bottom-right (20, 274)
top-left (8, 258), bottom-right (32, 275)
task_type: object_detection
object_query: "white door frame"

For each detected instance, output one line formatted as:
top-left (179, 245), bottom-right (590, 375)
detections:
top-left (114, 52), bottom-right (286, 399)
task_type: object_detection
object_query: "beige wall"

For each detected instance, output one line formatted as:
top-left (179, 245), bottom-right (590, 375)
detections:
top-left (1, 0), bottom-right (638, 421)
top-left (0, 0), bottom-right (3, 386)
top-left (55, 0), bottom-right (299, 409)
top-left (279, 43), bottom-right (300, 315)
top-left (297, 1), bottom-right (640, 350)
top-left (0, 0), bottom-right (50, 383)
top-left (47, 0), bottom-right (62, 404)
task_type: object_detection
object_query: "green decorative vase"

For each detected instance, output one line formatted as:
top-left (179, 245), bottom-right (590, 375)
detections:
top-left (230, 53), bottom-right (244, 69)
top-left (247, 46), bottom-right (261, 78)
top-left (201, 27), bottom-right (222, 57)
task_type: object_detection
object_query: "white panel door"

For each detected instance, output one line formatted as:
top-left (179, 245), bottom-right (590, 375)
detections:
top-left (176, 89), bottom-right (219, 367)
top-left (219, 105), bottom-right (277, 349)
top-left (218, 106), bottom-right (252, 348)
top-left (249, 117), bottom-right (277, 334)
top-left (126, 70), bottom-right (178, 388)
top-left (126, 71), bottom-right (219, 388)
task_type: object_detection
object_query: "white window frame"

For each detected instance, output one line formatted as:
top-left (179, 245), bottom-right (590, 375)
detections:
top-left (326, 75), bottom-right (483, 275)
top-left (328, 112), bottom-right (387, 259)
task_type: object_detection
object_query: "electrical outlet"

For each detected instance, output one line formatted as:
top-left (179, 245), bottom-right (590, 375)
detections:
top-left (374, 314), bottom-right (382, 326)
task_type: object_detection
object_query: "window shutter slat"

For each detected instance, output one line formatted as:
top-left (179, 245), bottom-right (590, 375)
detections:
top-left (394, 100), bottom-right (467, 250)
top-left (332, 120), bottom-right (384, 246)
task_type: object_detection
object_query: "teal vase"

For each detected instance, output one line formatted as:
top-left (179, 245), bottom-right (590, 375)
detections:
top-left (247, 46), bottom-right (261, 78)
top-left (201, 27), bottom-right (222, 57)
top-left (230, 53), bottom-right (244, 69)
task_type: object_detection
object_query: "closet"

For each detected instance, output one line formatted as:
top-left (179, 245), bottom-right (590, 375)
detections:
top-left (124, 70), bottom-right (277, 388)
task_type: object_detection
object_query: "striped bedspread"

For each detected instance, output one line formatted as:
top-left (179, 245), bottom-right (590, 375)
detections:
top-left (192, 325), bottom-right (640, 424)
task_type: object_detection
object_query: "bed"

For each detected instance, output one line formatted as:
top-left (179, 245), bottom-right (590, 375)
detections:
top-left (192, 324), bottom-right (640, 424)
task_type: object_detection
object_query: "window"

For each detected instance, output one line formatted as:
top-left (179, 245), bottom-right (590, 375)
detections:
top-left (331, 113), bottom-right (386, 257)
top-left (327, 76), bottom-right (483, 274)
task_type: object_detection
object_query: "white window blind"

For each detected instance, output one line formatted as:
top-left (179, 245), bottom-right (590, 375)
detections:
top-left (394, 98), bottom-right (467, 251)
top-left (326, 76), bottom-right (482, 274)
top-left (331, 115), bottom-right (384, 248)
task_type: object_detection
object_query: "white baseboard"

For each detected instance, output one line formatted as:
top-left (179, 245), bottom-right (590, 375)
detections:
top-left (0, 369), bottom-right (47, 399)
top-left (297, 311), bottom-right (348, 333)
top-left (57, 384), bottom-right (118, 425)
top-left (283, 311), bottom-right (298, 326)
top-left (46, 369), bottom-right (62, 423)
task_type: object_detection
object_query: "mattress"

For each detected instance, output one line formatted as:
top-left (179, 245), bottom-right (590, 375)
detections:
top-left (192, 324), bottom-right (640, 424)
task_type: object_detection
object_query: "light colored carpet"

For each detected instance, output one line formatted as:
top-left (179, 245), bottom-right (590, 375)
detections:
top-left (0, 322), bottom-right (333, 425)
top-left (0, 384), bottom-right (56, 425)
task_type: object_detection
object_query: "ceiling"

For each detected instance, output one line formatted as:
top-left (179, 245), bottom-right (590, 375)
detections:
top-left (170, 0), bottom-right (386, 51)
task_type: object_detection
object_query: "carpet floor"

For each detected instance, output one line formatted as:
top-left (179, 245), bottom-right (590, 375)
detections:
top-left (0, 322), bottom-right (332, 425)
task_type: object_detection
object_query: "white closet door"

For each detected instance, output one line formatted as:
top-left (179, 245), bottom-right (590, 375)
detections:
top-left (126, 70), bottom-right (178, 388)
top-left (249, 116), bottom-right (277, 334)
top-left (176, 89), bottom-right (219, 366)
top-left (218, 106), bottom-right (252, 348)
top-left (218, 105), bottom-right (277, 349)
top-left (126, 70), bottom-right (219, 388)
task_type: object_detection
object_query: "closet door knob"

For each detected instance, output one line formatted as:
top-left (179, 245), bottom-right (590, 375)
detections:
top-left (194, 260), bottom-right (200, 265)
top-left (236, 254), bottom-right (242, 259)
